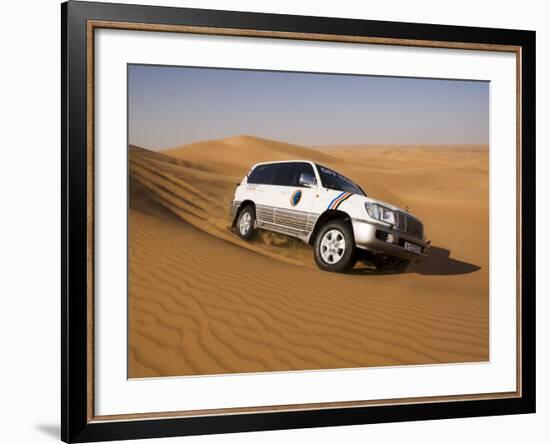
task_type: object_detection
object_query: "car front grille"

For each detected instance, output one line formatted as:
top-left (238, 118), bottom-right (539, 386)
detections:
top-left (396, 212), bottom-right (424, 239)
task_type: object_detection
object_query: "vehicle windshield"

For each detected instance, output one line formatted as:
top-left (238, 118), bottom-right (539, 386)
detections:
top-left (316, 165), bottom-right (366, 196)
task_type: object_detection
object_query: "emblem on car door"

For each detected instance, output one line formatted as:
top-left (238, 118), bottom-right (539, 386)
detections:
top-left (291, 190), bottom-right (302, 206)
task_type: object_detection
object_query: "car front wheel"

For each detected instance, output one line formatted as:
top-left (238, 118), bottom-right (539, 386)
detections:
top-left (314, 220), bottom-right (356, 272)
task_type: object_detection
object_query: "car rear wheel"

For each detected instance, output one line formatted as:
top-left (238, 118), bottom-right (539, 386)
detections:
top-left (314, 220), bottom-right (356, 272)
top-left (236, 205), bottom-right (256, 240)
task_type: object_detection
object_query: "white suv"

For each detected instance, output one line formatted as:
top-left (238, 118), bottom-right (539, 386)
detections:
top-left (230, 160), bottom-right (429, 272)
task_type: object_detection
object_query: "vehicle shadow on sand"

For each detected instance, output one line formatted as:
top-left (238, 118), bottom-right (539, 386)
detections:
top-left (352, 246), bottom-right (481, 276)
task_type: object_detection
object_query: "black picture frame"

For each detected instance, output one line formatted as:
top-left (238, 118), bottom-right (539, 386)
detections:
top-left (62, 1), bottom-right (536, 442)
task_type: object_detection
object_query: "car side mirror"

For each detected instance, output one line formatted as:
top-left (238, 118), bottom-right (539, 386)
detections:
top-left (298, 172), bottom-right (317, 188)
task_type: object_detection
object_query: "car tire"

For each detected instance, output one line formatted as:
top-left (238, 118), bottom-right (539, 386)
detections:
top-left (236, 205), bottom-right (256, 240)
top-left (314, 220), bottom-right (356, 272)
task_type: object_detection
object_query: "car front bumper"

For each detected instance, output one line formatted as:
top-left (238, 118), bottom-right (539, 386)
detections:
top-left (351, 218), bottom-right (429, 262)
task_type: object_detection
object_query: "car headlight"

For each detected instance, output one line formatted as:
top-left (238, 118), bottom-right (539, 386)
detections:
top-left (365, 202), bottom-right (396, 225)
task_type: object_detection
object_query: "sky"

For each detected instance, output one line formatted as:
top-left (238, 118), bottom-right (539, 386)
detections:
top-left (128, 64), bottom-right (489, 150)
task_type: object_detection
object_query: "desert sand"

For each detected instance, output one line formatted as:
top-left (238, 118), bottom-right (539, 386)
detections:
top-left (128, 135), bottom-right (489, 378)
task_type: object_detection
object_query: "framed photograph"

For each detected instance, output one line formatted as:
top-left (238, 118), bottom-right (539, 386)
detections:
top-left (62, 1), bottom-right (535, 442)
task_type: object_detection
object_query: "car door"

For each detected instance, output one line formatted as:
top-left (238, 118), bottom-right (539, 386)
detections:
top-left (273, 162), bottom-right (319, 238)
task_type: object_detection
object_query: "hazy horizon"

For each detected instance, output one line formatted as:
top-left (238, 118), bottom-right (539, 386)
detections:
top-left (128, 64), bottom-right (489, 150)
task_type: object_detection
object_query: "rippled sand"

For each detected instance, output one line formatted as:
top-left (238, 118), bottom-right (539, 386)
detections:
top-left (128, 135), bottom-right (489, 378)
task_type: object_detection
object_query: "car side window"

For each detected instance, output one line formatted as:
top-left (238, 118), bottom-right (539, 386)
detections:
top-left (282, 162), bottom-right (315, 187)
top-left (247, 165), bottom-right (264, 184)
top-left (261, 164), bottom-right (278, 185)
top-left (271, 164), bottom-right (288, 186)
top-left (249, 163), bottom-right (315, 186)
top-left (248, 164), bottom-right (274, 184)
top-left (271, 162), bottom-right (315, 187)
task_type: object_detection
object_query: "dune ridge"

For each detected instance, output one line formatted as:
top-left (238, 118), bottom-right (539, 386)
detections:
top-left (129, 145), bottom-right (310, 265)
top-left (128, 135), bottom-right (489, 377)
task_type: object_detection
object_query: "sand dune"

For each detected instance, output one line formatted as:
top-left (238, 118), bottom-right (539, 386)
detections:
top-left (128, 135), bottom-right (489, 377)
top-left (165, 135), bottom-right (337, 173)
